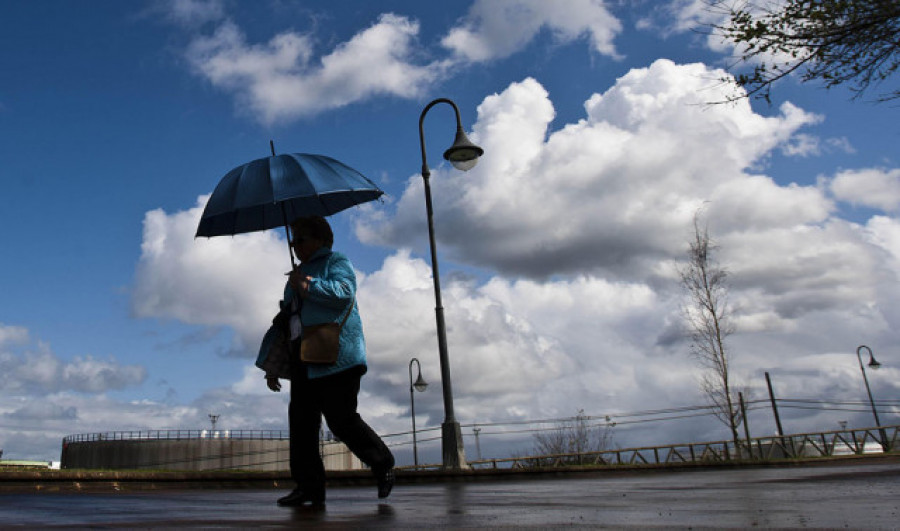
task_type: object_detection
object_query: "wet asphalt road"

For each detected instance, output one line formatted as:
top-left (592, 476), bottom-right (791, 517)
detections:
top-left (1, 461), bottom-right (898, 528)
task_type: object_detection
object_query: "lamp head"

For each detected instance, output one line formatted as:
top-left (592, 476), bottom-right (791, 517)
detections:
top-left (413, 374), bottom-right (428, 393)
top-left (868, 354), bottom-right (882, 369)
top-left (443, 127), bottom-right (483, 171)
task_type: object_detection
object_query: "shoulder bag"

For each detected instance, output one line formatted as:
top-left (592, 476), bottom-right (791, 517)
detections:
top-left (300, 298), bottom-right (355, 365)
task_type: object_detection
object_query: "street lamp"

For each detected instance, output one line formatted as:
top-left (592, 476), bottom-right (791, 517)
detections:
top-left (418, 97), bottom-right (484, 469)
top-left (473, 427), bottom-right (482, 461)
top-left (408, 358), bottom-right (429, 467)
top-left (855, 345), bottom-right (890, 451)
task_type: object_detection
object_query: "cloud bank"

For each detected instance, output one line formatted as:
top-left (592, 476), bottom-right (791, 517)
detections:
top-left (0, 322), bottom-right (299, 461)
top-left (127, 63), bottom-right (900, 457)
top-left (0, 325), bottom-right (148, 459)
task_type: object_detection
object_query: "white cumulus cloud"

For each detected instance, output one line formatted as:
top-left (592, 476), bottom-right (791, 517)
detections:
top-left (829, 167), bottom-right (900, 212)
top-left (169, 1), bottom-right (630, 124)
top-left (360, 59), bottom-right (825, 281)
top-left (132, 195), bottom-right (288, 354)
top-left (441, 0), bottom-right (622, 62)
top-left (185, 14), bottom-right (444, 124)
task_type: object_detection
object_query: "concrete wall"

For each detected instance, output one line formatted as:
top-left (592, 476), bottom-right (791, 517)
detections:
top-left (61, 438), bottom-right (361, 472)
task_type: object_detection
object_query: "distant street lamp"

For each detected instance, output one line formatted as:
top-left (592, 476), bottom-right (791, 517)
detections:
top-left (408, 358), bottom-right (429, 467)
top-left (473, 427), bottom-right (482, 461)
top-left (855, 345), bottom-right (890, 451)
top-left (418, 98), bottom-right (483, 470)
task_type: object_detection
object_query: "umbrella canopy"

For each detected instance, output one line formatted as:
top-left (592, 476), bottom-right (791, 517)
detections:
top-left (196, 153), bottom-right (383, 238)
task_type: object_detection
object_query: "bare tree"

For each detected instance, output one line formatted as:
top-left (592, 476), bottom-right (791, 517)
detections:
top-left (531, 410), bottom-right (615, 465)
top-left (680, 213), bottom-right (742, 447)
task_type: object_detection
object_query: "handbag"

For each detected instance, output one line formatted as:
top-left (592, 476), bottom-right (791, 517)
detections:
top-left (300, 298), bottom-right (355, 364)
top-left (256, 323), bottom-right (291, 379)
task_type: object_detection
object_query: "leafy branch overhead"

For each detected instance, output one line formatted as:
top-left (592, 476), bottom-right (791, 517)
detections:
top-left (712, 0), bottom-right (900, 104)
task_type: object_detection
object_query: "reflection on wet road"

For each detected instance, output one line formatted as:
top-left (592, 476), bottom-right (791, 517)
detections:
top-left (1, 461), bottom-right (898, 528)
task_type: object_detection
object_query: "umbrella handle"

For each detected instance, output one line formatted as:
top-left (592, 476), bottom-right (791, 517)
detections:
top-left (272, 143), bottom-right (298, 273)
top-left (284, 224), bottom-right (298, 271)
top-left (281, 203), bottom-right (299, 272)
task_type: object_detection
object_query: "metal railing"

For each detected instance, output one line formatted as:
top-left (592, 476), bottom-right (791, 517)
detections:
top-left (60, 431), bottom-right (358, 471)
top-left (404, 424), bottom-right (899, 471)
top-left (62, 429), bottom-right (289, 444)
top-left (63, 425), bottom-right (898, 472)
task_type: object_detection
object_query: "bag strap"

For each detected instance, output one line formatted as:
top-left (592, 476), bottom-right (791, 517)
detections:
top-left (337, 297), bottom-right (355, 330)
top-left (322, 251), bottom-right (354, 330)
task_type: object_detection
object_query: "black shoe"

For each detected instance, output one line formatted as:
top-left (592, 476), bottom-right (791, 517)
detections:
top-left (277, 488), bottom-right (325, 507)
top-left (376, 468), bottom-right (395, 499)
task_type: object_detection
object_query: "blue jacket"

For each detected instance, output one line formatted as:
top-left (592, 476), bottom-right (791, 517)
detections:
top-left (285, 247), bottom-right (367, 379)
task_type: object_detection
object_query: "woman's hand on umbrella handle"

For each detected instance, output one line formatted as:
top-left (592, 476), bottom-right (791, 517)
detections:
top-left (289, 271), bottom-right (312, 298)
top-left (266, 377), bottom-right (281, 392)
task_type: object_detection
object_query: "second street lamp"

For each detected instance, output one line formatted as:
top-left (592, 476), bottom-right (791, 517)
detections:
top-left (855, 345), bottom-right (890, 451)
top-left (408, 358), bottom-right (428, 468)
top-left (418, 97), bottom-right (484, 470)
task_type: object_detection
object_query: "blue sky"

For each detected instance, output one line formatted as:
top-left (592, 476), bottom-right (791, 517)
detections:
top-left (1, 0), bottom-right (898, 463)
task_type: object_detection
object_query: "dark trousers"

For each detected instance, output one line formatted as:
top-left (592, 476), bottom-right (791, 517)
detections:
top-left (289, 359), bottom-right (394, 493)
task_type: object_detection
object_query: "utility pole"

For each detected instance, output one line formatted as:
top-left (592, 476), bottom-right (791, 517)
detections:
top-left (764, 372), bottom-right (784, 436)
top-left (764, 372), bottom-right (792, 456)
top-left (739, 392), bottom-right (752, 459)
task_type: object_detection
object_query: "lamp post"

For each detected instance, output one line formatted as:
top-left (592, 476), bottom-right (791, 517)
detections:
top-left (418, 97), bottom-right (484, 469)
top-left (473, 427), bottom-right (482, 461)
top-left (855, 345), bottom-right (889, 451)
top-left (408, 358), bottom-right (429, 467)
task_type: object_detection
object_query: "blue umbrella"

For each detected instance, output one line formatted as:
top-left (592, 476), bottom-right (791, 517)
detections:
top-left (197, 153), bottom-right (382, 237)
top-left (196, 147), bottom-right (383, 266)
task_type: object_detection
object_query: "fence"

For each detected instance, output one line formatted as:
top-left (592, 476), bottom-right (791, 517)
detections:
top-left (60, 424), bottom-right (897, 471)
top-left (62, 430), bottom-right (289, 443)
top-left (455, 424), bottom-right (899, 471)
top-left (60, 430), bottom-right (359, 471)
